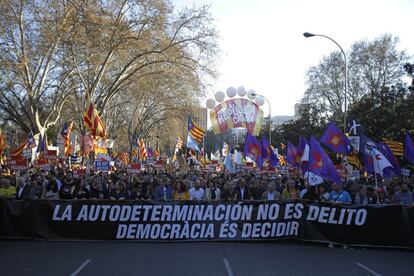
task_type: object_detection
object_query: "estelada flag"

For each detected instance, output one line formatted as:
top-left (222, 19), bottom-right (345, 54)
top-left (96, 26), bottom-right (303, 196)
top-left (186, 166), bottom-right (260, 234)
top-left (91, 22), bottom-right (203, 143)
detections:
top-left (188, 117), bottom-right (205, 144)
top-left (83, 93), bottom-right (106, 138)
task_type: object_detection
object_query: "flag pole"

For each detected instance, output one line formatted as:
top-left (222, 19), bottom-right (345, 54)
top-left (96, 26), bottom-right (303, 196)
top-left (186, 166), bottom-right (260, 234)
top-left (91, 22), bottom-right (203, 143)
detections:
top-left (374, 171), bottom-right (379, 205)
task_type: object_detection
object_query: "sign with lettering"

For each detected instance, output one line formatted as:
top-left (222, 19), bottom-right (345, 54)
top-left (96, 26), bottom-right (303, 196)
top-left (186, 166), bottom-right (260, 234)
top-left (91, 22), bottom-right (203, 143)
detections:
top-left (43, 150), bottom-right (58, 160)
top-left (210, 98), bottom-right (264, 136)
top-left (95, 161), bottom-right (110, 172)
top-left (127, 163), bottom-right (141, 174)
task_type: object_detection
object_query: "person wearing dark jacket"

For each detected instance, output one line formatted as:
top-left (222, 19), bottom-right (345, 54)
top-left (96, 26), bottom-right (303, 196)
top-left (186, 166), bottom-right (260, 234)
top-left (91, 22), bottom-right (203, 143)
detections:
top-left (232, 178), bottom-right (252, 201)
top-left (154, 177), bottom-right (173, 200)
top-left (16, 177), bottom-right (31, 200)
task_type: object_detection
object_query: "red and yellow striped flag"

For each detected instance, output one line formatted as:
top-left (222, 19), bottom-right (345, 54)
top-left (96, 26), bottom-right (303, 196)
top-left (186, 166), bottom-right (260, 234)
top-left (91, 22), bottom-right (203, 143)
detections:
top-left (11, 139), bottom-right (27, 157)
top-left (138, 139), bottom-right (147, 161)
top-left (346, 152), bottom-right (362, 170)
top-left (118, 152), bottom-right (129, 165)
top-left (83, 93), bottom-right (106, 138)
top-left (0, 128), bottom-right (7, 155)
top-left (188, 118), bottom-right (205, 144)
top-left (154, 141), bottom-right (160, 159)
top-left (382, 138), bottom-right (403, 157)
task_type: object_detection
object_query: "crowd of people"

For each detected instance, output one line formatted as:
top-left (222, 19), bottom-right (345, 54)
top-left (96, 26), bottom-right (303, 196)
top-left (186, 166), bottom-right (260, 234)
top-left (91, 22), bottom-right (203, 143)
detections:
top-left (0, 166), bottom-right (413, 205)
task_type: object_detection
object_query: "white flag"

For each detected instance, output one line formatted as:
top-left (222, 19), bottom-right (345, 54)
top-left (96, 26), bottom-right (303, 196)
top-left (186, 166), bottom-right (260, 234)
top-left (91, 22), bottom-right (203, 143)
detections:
top-left (233, 150), bottom-right (242, 165)
top-left (371, 148), bottom-right (393, 176)
top-left (300, 144), bottom-right (309, 162)
top-left (304, 171), bottom-right (324, 186)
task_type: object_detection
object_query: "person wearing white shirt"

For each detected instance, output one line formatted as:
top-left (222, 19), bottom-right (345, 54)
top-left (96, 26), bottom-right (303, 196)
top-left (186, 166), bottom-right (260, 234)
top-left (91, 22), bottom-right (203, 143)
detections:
top-left (189, 179), bottom-right (205, 200)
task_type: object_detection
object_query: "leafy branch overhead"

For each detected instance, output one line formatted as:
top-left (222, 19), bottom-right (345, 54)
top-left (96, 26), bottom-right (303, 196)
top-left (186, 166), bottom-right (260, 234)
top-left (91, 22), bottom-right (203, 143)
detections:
top-left (0, 0), bottom-right (219, 152)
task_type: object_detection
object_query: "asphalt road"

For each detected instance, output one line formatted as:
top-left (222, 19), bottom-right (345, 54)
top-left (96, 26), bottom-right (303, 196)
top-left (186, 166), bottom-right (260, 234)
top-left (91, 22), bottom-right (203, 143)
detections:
top-left (0, 240), bottom-right (413, 276)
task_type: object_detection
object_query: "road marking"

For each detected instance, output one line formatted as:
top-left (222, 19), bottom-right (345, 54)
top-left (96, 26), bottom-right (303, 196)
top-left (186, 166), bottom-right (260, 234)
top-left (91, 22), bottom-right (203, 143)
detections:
top-left (70, 258), bottom-right (91, 276)
top-left (223, 257), bottom-right (235, 276)
top-left (355, 262), bottom-right (381, 276)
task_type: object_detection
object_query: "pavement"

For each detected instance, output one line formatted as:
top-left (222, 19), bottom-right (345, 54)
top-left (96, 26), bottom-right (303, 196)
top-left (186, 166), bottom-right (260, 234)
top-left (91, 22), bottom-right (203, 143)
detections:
top-left (0, 240), bottom-right (413, 276)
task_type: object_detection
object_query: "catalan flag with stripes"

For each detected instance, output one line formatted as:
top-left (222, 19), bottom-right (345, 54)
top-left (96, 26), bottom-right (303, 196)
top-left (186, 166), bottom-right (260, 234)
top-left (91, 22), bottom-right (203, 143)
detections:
top-left (118, 152), bottom-right (129, 165)
top-left (188, 117), bottom-right (205, 144)
top-left (84, 93), bottom-right (106, 138)
top-left (11, 139), bottom-right (27, 157)
top-left (131, 148), bottom-right (138, 160)
top-left (176, 137), bottom-right (183, 149)
top-left (154, 141), bottom-right (160, 160)
top-left (345, 152), bottom-right (362, 170)
top-left (0, 128), bottom-right (7, 155)
top-left (138, 139), bottom-right (147, 161)
top-left (61, 122), bottom-right (73, 156)
top-left (382, 138), bottom-right (403, 157)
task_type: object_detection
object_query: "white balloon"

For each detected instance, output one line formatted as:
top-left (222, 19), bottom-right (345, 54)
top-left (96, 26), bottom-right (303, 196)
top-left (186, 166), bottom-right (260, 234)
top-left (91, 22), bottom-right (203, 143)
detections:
top-left (237, 86), bottom-right (246, 97)
top-left (255, 95), bottom-right (265, 106)
top-left (214, 91), bottom-right (225, 102)
top-left (247, 89), bottom-right (256, 100)
top-left (226, 87), bottom-right (237, 98)
top-left (205, 98), bottom-right (216, 109)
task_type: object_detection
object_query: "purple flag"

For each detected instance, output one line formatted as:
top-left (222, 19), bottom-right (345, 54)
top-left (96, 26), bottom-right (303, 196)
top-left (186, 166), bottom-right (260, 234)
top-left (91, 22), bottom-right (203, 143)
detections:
top-left (261, 137), bottom-right (279, 167)
top-left (147, 147), bottom-right (154, 158)
top-left (309, 136), bottom-right (341, 184)
top-left (286, 141), bottom-right (299, 168)
top-left (244, 133), bottom-right (263, 167)
top-left (320, 122), bottom-right (351, 154)
top-left (404, 133), bottom-right (414, 164)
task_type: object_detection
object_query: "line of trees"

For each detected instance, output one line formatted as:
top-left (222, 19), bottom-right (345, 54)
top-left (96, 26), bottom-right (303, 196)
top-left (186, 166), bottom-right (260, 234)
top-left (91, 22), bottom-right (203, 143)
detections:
top-left (0, 0), bottom-right (219, 153)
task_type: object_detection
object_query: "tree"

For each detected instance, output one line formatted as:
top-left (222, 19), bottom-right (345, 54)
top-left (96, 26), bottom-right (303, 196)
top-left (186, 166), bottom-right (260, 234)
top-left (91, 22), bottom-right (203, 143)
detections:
top-left (0, 0), bottom-right (219, 150)
top-left (347, 83), bottom-right (414, 141)
top-left (276, 102), bottom-right (326, 145)
top-left (0, 0), bottom-right (80, 134)
top-left (302, 34), bottom-right (409, 124)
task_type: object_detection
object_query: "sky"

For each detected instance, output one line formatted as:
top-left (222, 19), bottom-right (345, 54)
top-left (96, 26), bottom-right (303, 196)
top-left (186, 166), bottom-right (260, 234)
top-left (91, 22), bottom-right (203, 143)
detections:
top-left (173, 0), bottom-right (414, 117)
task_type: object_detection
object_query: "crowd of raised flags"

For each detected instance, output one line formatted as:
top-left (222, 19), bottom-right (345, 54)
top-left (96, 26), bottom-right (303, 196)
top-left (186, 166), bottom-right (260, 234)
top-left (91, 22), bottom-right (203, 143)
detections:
top-left (0, 90), bottom-right (413, 188)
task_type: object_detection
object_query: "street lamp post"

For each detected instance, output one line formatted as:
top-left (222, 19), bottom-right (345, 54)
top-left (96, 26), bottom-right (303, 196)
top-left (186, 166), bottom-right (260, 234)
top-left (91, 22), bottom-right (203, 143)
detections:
top-left (303, 32), bottom-right (348, 133)
top-left (252, 93), bottom-right (272, 144)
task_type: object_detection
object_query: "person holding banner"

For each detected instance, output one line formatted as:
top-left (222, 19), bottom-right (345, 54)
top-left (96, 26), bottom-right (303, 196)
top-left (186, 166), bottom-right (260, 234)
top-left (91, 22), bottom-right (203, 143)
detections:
top-left (392, 183), bottom-right (414, 205)
top-left (329, 183), bottom-right (352, 203)
top-left (72, 178), bottom-right (91, 200)
top-left (281, 180), bottom-right (300, 200)
top-left (15, 177), bottom-right (31, 200)
top-left (173, 181), bottom-right (190, 200)
top-left (232, 178), bottom-right (252, 201)
top-left (189, 179), bottom-right (205, 200)
top-left (204, 179), bottom-right (221, 201)
top-left (42, 180), bottom-right (59, 200)
top-left (0, 178), bottom-right (15, 198)
top-left (110, 180), bottom-right (126, 200)
top-left (261, 183), bottom-right (281, 201)
top-left (154, 176), bottom-right (173, 200)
